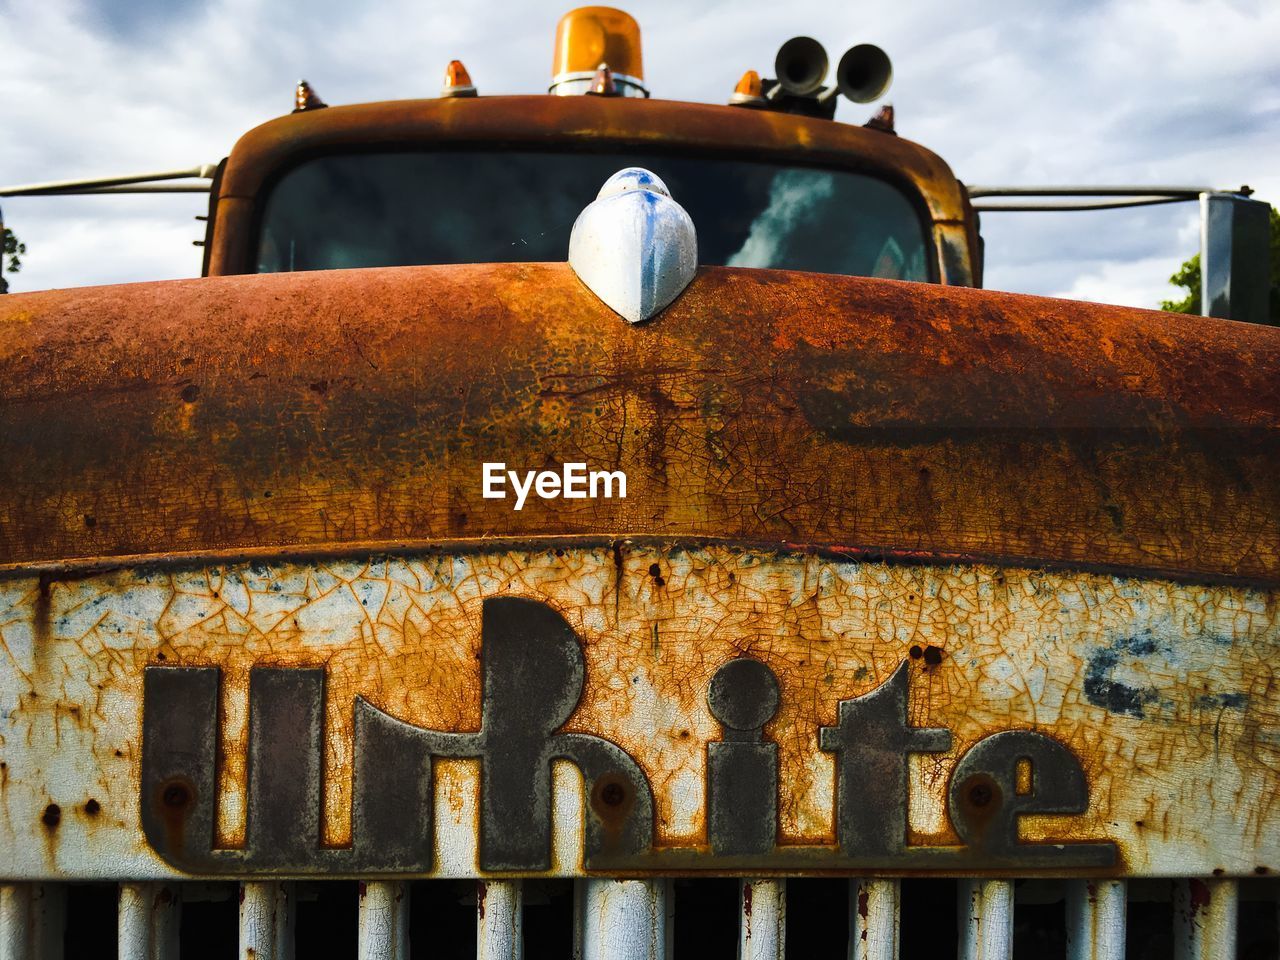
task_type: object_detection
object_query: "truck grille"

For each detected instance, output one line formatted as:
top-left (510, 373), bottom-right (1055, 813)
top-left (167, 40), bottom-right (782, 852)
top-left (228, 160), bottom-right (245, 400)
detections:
top-left (2, 877), bottom-right (1275, 959)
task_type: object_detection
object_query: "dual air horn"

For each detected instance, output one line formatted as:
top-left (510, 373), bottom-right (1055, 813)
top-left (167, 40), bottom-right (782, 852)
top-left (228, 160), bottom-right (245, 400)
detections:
top-left (775, 36), bottom-right (892, 103)
top-left (735, 37), bottom-right (891, 118)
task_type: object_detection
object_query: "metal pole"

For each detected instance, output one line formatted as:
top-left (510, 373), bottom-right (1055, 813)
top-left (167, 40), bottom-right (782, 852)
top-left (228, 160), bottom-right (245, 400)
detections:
top-left (118, 884), bottom-right (152, 960)
top-left (0, 885), bottom-right (31, 960)
top-left (0, 166), bottom-right (217, 197)
top-left (1065, 879), bottom-right (1126, 960)
top-left (966, 185), bottom-right (1216, 199)
top-left (850, 879), bottom-right (898, 960)
top-left (578, 879), bottom-right (671, 960)
top-left (1174, 878), bottom-right (1237, 960)
top-left (958, 879), bottom-right (1014, 960)
top-left (477, 880), bottom-right (522, 960)
top-left (29, 885), bottom-right (63, 960)
top-left (239, 881), bottom-right (295, 960)
top-left (358, 881), bottom-right (409, 960)
top-left (740, 879), bottom-right (785, 960)
top-left (973, 197), bottom-right (1194, 212)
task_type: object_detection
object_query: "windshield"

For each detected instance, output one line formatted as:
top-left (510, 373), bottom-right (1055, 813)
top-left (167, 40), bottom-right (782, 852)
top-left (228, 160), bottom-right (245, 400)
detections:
top-left (256, 150), bottom-right (933, 281)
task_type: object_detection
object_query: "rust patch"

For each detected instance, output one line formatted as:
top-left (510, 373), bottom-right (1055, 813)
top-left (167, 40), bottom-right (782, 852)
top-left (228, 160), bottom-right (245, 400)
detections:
top-left (1187, 878), bottom-right (1211, 915)
top-left (153, 776), bottom-right (196, 855)
top-left (589, 770), bottom-right (638, 858)
top-left (0, 264), bottom-right (1275, 585)
top-left (953, 773), bottom-right (1001, 845)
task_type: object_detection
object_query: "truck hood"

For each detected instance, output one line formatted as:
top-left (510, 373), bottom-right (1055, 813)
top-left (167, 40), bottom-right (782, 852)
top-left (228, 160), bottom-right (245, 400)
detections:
top-left (0, 263), bottom-right (1276, 583)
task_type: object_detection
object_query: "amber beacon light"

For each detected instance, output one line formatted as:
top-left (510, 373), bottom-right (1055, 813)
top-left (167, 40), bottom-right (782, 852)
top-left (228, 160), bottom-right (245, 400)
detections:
top-left (550, 6), bottom-right (648, 98)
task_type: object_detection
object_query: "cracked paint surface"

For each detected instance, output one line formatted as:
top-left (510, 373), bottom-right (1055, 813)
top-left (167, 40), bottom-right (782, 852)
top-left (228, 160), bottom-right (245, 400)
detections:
top-left (2, 264), bottom-right (1276, 584)
top-left (0, 542), bottom-right (1275, 879)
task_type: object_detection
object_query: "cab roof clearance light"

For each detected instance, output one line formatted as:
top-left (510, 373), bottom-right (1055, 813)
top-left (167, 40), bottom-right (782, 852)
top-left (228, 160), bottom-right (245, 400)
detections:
top-left (728, 70), bottom-right (766, 108)
top-left (550, 6), bottom-right (648, 98)
top-left (441, 60), bottom-right (478, 98)
top-left (292, 79), bottom-right (327, 113)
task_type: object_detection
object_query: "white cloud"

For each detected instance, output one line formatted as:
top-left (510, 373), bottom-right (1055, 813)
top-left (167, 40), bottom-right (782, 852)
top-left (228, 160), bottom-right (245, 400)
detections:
top-left (1051, 254), bottom-right (1191, 310)
top-left (1, 0), bottom-right (1276, 308)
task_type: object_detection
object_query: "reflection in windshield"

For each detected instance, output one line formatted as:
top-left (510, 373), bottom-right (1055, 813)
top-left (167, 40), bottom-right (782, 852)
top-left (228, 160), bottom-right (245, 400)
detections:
top-left (726, 169), bottom-right (836, 268)
top-left (257, 151), bottom-right (931, 282)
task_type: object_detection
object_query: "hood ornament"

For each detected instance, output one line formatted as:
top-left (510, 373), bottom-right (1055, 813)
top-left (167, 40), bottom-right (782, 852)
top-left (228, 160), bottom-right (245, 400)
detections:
top-left (568, 168), bottom-right (697, 324)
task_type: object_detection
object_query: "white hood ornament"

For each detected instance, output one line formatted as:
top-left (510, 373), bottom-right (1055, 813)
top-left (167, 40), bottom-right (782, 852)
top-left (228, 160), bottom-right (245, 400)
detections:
top-left (568, 168), bottom-right (698, 324)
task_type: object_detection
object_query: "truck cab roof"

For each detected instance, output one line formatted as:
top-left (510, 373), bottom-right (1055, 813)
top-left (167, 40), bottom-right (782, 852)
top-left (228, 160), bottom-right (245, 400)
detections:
top-left (204, 95), bottom-right (979, 285)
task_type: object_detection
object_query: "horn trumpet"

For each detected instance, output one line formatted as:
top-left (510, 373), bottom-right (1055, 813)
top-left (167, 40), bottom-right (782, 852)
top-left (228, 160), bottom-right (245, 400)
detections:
top-left (835, 43), bottom-right (892, 103)
top-left (774, 36), bottom-right (828, 96)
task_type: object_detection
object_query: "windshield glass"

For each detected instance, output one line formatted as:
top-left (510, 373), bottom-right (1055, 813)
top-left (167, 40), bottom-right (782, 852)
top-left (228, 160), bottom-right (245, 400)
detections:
top-left (256, 150), bottom-right (933, 281)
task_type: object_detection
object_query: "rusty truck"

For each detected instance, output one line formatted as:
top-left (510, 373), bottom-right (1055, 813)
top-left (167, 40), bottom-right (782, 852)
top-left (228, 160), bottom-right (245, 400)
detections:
top-left (0, 6), bottom-right (1276, 959)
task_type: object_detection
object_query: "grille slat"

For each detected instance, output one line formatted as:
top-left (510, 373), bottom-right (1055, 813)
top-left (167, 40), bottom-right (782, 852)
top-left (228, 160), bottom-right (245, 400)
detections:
top-left (117, 883), bottom-right (143, 960)
top-left (958, 879), bottom-right (1014, 960)
top-left (477, 880), bottom-right (522, 960)
top-left (577, 879), bottom-right (671, 960)
top-left (0, 882), bottom-right (65, 960)
top-left (117, 882), bottom-right (180, 960)
top-left (739, 879), bottom-right (784, 959)
top-left (1, 875), bottom-right (1273, 957)
top-left (1175, 878), bottom-right (1238, 959)
top-left (358, 880), bottom-right (408, 960)
top-left (239, 881), bottom-right (294, 960)
top-left (852, 878), bottom-right (900, 960)
top-left (1, 884), bottom-right (32, 960)
top-left (1065, 878), bottom-right (1126, 960)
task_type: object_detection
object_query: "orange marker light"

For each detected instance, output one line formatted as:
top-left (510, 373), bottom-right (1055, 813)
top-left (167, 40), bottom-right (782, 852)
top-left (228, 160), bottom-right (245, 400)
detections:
top-left (863, 103), bottom-right (896, 134)
top-left (441, 59), bottom-right (478, 98)
top-left (550, 7), bottom-right (648, 97)
top-left (728, 69), bottom-right (766, 107)
top-left (292, 79), bottom-right (327, 113)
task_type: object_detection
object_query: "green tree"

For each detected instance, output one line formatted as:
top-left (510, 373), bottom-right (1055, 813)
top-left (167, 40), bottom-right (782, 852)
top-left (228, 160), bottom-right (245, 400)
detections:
top-left (1162, 205), bottom-right (1280, 323)
top-left (1, 226), bottom-right (25, 295)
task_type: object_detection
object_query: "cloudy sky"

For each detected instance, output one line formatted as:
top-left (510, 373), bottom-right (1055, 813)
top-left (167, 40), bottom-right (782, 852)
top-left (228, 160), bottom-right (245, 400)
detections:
top-left (1, 0), bottom-right (1276, 308)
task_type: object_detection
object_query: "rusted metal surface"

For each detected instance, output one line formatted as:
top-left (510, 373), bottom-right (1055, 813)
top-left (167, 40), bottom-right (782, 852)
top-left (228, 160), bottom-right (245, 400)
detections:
top-left (0, 886), bottom-right (26, 960)
top-left (238, 881), bottom-right (293, 960)
top-left (203, 97), bottom-right (976, 281)
top-left (0, 883), bottom-right (63, 960)
top-left (579, 879), bottom-right (670, 960)
top-left (739, 879), bottom-right (784, 960)
top-left (358, 880), bottom-right (408, 960)
top-left (851, 878), bottom-right (898, 960)
top-left (0, 264), bottom-right (1276, 582)
top-left (117, 881), bottom-right (180, 960)
top-left (1174, 878), bottom-right (1238, 959)
top-left (476, 880), bottom-right (522, 960)
top-left (1065, 879), bottom-right (1126, 960)
top-left (958, 879), bottom-right (1014, 960)
top-left (0, 543), bottom-right (1276, 879)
